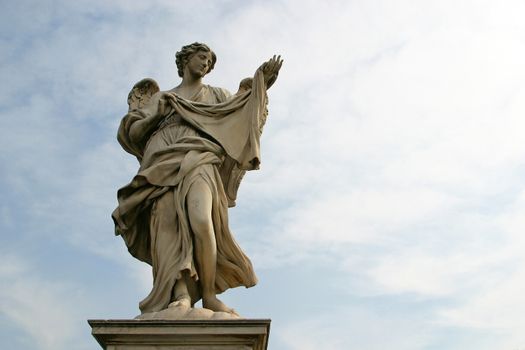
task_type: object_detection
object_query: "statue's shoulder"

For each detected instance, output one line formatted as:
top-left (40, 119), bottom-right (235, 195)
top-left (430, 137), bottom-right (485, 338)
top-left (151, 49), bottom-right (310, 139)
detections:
top-left (127, 78), bottom-right (160, 111)
top-left (206, 85), bottom-right (232, 102)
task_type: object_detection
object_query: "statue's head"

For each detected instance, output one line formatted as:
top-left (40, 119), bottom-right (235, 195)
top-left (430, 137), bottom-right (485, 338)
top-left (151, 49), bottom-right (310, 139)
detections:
top-left (175, 42), bottom-right (217, 78)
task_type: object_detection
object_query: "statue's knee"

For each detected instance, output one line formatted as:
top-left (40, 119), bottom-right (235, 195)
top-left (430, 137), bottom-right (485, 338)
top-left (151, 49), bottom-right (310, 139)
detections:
top-left (187, 178), bottom-right (213, 238)
top-left (191, 216), bottom-right (210, 235)
top-left (188, 205), bottom-right (213, 239)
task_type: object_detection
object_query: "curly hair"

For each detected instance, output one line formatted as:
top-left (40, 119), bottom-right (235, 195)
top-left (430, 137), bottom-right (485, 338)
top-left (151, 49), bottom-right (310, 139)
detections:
top-left (175, 42), bottom-right (217, 78)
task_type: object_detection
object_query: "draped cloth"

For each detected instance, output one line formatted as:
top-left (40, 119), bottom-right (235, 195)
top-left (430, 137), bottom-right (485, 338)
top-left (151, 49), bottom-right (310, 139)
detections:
top-left (112, 70), bottom-right (266, 313)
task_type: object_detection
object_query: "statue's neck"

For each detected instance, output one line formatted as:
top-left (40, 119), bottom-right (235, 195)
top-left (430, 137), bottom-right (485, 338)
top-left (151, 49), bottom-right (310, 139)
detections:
top-left (179, 75), bottom-right (202, 88)
top-left (174, 75), bottom-right (205, 100)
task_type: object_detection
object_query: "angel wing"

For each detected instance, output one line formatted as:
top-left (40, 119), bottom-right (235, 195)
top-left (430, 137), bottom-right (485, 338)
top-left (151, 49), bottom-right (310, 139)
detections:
top-left (127, 78), bottom-right (160, 111)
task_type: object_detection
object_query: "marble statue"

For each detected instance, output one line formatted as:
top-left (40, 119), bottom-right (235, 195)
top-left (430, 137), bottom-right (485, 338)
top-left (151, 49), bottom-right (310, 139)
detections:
top-left (112, 43), bottom-right (282, 319)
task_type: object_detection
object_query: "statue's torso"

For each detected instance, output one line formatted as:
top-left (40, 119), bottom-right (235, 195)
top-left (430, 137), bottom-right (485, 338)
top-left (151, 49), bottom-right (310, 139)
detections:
top-left (140, 85), bottom-right (230, 169)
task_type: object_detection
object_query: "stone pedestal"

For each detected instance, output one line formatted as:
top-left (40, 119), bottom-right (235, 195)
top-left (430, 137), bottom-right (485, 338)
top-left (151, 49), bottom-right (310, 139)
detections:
top-left (88, 319), bottom-right (271, 350)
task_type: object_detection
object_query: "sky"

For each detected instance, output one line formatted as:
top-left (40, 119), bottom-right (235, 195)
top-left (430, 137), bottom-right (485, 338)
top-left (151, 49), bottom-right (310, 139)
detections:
top-left (1, 0), bottom-right (525, 349)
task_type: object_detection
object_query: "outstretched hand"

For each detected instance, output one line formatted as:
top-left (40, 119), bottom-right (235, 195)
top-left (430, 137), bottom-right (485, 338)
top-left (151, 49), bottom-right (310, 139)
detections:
top-left (259, 55), bottom-right (283, 89)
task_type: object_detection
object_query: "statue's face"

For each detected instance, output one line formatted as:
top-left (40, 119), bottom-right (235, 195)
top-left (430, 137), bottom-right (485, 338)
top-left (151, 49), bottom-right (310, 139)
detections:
top-left (185, 50), bottom-right (213, 78)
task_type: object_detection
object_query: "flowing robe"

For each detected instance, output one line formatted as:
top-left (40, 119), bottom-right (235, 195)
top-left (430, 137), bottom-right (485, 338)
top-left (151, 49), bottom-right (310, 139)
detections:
top-left (112, 70), bottom-right (266, 314)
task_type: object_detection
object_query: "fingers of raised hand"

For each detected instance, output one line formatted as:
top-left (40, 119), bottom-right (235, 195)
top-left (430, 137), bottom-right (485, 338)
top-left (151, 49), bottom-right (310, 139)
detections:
top-left (269, 55), bottom-right (283, 74)
top-left (262, 60), bottom-right (273, 75)
top-left (259, 55), bottom-right (283, 80)
top-left (276, 55), bottom-right (283, 70)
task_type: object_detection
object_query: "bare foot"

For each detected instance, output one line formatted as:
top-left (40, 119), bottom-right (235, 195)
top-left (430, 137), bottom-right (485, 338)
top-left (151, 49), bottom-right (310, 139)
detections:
top-left (168, 294), bottom-right (191, 309)
top-left (202, 296), bottom-right (239, 316)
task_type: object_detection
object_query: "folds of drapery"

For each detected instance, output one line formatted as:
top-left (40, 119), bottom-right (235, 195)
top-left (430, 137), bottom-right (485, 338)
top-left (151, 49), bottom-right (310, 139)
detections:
top-left (165, 69), bottom-right (266, 171)
top-left (111, 69), bottom-right (267, 312)
top-left (116, 69), bottom-right (267, 206)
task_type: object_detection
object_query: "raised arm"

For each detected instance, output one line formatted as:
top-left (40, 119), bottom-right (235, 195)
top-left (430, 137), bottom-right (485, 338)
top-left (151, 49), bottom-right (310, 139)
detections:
top-left (257, 55), bottom-right (283, 89)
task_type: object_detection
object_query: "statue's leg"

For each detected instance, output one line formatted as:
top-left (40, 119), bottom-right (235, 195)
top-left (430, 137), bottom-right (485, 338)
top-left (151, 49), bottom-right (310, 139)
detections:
top-left (170, 270), bottom-right (191, 308)
top-left (151, 191), bottom-right (191, 310)
top-left (145, 190), bottom-right (191, 313)
top-left (187, 177), bottom-right (235, 314)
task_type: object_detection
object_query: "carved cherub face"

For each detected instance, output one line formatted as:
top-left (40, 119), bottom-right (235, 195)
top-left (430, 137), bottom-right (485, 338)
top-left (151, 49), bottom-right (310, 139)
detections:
top-left (184, 50), bottom-right (213, 78)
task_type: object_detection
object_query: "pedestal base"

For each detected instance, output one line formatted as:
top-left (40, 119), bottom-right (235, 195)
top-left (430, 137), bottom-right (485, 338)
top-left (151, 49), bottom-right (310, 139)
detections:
top-left (88, 319), bottom-right (271, 350)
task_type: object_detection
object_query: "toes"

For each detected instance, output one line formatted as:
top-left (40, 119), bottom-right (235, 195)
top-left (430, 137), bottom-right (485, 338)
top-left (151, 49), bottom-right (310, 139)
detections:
top-left (229, 309), bottom-right (240, 317)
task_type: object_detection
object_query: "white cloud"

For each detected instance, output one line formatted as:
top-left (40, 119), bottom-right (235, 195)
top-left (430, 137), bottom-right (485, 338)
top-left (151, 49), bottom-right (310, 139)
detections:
top-left (435, 190), bottom-right (525, 344)
top-left (237, 2), bottom-right (525, 348)
top-left (0, 255), bottom-right (84, 350)
top-left (3, 0), bottom-right (525, 349)
top-left (279, 306), bottom-right (433, 350)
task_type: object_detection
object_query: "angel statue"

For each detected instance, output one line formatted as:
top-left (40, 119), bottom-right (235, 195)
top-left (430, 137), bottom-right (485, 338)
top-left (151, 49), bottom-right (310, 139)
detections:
top-left (111, 42), bottom-right (282, 319)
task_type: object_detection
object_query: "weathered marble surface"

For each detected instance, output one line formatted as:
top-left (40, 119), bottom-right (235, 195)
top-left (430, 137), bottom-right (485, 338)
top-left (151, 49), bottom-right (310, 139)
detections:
top-left (112, 42), bottom-right (282, 318)
top-left (89, 319), bottom-right (271, 350)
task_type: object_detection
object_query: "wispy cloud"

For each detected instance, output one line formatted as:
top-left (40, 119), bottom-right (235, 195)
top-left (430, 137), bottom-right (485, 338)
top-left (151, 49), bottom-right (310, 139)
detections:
top-left (0, 254), bottom-right (83, 350)
top-left (2, 0), bottom-right (525, 349)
